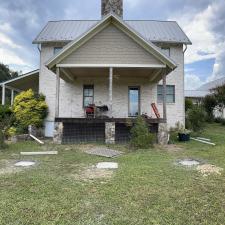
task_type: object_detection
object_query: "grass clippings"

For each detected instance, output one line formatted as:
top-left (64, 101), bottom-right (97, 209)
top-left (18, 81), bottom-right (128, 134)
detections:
top-left (197, 164), bottom-right (223, 176)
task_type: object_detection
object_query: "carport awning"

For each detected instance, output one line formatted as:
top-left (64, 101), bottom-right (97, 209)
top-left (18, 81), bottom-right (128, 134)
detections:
top-left (0, 69), bottom-right (39, 92)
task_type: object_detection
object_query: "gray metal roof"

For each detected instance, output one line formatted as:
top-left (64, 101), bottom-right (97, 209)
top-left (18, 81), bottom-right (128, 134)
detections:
top-left (33, 20), bottom-right (191, 45)
top-left (185, 90), bottom-right (209, 98)
top-left (197, 76), bottom-right (225, 91)
top-left (185, 76), bottom-right (225, 98)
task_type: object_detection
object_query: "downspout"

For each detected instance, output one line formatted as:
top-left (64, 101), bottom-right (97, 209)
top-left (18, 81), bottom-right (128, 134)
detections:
top-left (37, 44), bottom-right (41, 53)
top-left (183, 44), bottom-right (187, 127)
top-left (183, 44), bottom-right (187, 53)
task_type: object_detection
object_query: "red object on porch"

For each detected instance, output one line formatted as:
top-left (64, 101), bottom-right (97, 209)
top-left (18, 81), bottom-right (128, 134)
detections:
top-left (151, 103), bottom-right (160, 119)
top-left (85, 105), bottom-right (95, 118)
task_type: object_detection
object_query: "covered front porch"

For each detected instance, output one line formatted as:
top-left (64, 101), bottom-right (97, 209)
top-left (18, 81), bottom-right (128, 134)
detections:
top-left (53, 64), bottom-right (169, 144)
top-left (46, 14), bottom-right (177, 143)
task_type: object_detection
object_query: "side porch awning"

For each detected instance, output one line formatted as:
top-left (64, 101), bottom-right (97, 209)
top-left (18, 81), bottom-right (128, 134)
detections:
top-left (0, 69), bottom-right (39, 105)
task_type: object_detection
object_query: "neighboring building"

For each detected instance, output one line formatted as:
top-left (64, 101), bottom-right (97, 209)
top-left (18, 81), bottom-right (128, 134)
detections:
top-left (185, 90), bottom-right (209, 105)
top-left (1, 0), bottom-right (191, 143)
top-left (185, 77), bottom-right (225, 118)
top-left (185, 76), bottom-right (225, 104)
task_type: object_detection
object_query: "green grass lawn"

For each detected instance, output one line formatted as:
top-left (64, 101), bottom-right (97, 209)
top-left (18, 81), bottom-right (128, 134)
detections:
top-left (0, 123), bottom-right (225, 225)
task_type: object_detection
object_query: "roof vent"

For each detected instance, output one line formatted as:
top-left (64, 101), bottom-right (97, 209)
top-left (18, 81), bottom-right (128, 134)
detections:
top-left (101, 0), bottom-right (123, 18)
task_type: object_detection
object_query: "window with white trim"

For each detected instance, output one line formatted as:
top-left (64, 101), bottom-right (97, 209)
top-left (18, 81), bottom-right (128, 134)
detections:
top-left (161, 47), bottom-right (170, 57)
top-left (157, 85), bottom-right (175, 103)
top-left (83, 85), bottom-right (94, 107)
top-left (54, 47), bottom-right (63, 54)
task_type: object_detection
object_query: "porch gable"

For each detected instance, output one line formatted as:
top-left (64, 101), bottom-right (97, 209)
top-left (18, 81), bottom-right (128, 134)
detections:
top-left (46, 14), bottom-right (177, 70)
top-left (60, 24), bottom-right (164, 66)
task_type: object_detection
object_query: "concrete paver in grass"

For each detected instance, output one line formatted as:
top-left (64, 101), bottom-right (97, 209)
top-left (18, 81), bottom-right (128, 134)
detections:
top-left (84, 147), bottom-right (123, 158)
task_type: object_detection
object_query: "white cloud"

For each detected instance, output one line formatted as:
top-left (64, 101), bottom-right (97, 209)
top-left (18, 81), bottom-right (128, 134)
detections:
top-left (0, 47), bottom-right (26, 65)
top-left (0, 32), bottom-right (21, 49)
top-left (185, 73), bottom-right (204, 90)
top-left (171, 1), bottom-right (225, 82)
top-left (171, 4), bottom-right (216, 64)
top-left (0, 22), bottom-right (12, 32)
top-left (125, 0), bottom-right (140, 9)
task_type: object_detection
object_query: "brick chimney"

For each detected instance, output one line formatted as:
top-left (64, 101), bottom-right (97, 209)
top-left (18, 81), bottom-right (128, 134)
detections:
top-left (101, 0), bottom-right (123, 18)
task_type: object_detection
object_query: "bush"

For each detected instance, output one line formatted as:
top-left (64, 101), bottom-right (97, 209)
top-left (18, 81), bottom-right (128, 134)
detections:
top-left (130, 116), bottom-right (155, 149)
top-left (185, 98), bottom-right (194, 112)
top-left (214, 117), bottom-right (223, 123)
top-left (7, 127), bottom-right (17, 137)
top-left (13, 89), bottom-right (48, 131)
top-left (202, 94), bottom-right (217, 122)
top-left (0, 105), bottom-right (13, 149)
top-left (186, 106), bottom-right (206, 132)
top-left (221, 119), bottom-right (225, 126)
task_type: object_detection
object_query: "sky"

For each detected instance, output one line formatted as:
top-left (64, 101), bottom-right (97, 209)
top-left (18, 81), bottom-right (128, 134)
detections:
top-left (0, 0), bottom-right (224, 90)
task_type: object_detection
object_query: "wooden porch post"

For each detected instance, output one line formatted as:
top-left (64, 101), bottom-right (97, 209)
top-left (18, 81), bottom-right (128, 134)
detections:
top-left (109, 67), bottom-right (113, 118)
top-left (1, 84), bottom-right (5, 105)
top-left (55, 67), bottom-right (60, 118)
top-left (162, 72), bottom-right (167, 121)
top-left (11, 89), bottom-right (14, 106)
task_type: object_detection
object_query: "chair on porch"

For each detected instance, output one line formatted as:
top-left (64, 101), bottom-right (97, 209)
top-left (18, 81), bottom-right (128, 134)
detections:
top-left (85, 104), bottom-right (96, 118)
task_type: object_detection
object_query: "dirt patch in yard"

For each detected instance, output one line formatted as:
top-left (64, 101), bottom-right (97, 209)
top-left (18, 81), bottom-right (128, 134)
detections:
top-left (70, 165), bottom-right (114, 182)
top-left (0, 159), bottom-right (36, 175)
top-left (0, 160), bottom-right (23, 175)
top-left (197, 164), bottom-right (223, 176)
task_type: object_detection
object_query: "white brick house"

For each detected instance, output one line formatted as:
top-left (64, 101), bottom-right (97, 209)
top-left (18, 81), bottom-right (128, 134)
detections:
top-left (1, 0), bottom-right (191, 144)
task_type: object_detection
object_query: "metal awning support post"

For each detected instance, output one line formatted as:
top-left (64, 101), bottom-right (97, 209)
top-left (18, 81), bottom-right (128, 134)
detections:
top-left (55, 67), bottom-right (60, 118)
top-left (109, 67), bottom-right (113, 118)
top-left (162, 71), bottom-right (167, 121)
top-left (11, 89), bottom-right (14, 106)
top-left (1, 84), bottom-right (5, 105)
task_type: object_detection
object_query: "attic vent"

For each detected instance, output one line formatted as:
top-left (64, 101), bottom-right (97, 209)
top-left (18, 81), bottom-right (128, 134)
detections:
top-left (101, 0), bottom-right (123, 18)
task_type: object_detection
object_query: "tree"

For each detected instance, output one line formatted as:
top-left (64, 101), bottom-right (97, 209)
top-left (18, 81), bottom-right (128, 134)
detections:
top-left (212, 84), bottom-right (225, 114)
top-left (0, 63), bottom-right (18, 82)
top-left (0, 63), bottom-right (19, 105)
top-left (202, 94), bottom-right (217, 121)
top-left (13, 89), bottom-right (48, 131)
top-left (186, 106), bottom-right (206, 132)
top-left (185, 98), bottom-right (194, 112)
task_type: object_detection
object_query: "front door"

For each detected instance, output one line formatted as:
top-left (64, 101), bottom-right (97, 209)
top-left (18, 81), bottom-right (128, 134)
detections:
top-left (128, 87), bottom-right (140, 117)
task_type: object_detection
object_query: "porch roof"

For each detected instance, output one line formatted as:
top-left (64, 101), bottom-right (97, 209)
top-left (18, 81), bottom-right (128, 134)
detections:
top-left (46, 14), bottom-right (177, 71)
top-left (0, 70), bottom-right (39, 92)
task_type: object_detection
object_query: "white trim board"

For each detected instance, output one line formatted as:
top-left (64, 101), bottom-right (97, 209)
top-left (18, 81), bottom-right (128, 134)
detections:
top-left (57, 64), bottom-right (166, 68)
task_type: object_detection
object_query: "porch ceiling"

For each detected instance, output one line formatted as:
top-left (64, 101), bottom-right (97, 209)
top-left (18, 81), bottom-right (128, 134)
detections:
top-left (60, 67), bottom-right (167, 83)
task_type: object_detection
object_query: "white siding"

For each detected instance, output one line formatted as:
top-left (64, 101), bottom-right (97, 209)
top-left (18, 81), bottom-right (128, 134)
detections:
top-left (155, 44), bottom-right (185, 127)
top-left (61, 25), bottom-right (163, 65)
top-left (39, 34), bottom-right (185, 137)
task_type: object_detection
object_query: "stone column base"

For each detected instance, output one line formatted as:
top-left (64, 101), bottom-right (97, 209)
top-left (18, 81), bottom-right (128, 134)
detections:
top-left (105, 122), bottom-right (115, 144)
top-left (53, 122), bottom-right (63, 144)
top-left (157, 123), bottom-right (168, 145)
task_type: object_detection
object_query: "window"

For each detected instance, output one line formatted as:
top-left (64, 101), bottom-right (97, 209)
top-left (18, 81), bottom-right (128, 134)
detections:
top-left (128, 87), bottom-right (140, 117)
top-left (54, 47), bottom-right (62, 54)
top-left (157, 85), bottom-right (175, 103)
top-left (161, 47), bottom-right (170, 57)
top-left (83, 85), bottom-right (94, 107)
